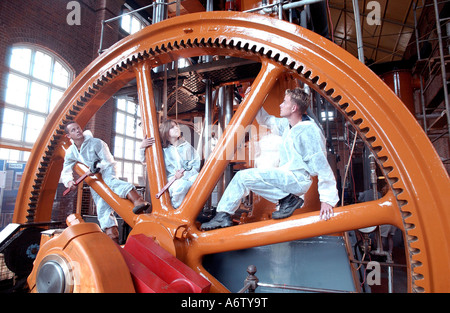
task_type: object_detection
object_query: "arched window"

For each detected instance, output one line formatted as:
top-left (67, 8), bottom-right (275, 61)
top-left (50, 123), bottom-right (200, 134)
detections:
top-left (120, 8), bottom-right (147, 35)
top-left (1, 45), bottom-right (73, 161)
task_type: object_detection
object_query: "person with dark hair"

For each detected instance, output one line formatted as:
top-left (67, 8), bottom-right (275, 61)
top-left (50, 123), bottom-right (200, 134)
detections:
top-left (141, 119), bottom-right (200, 208)
top-left (61, 122), bottom-right (150, 243)
top-left (200, 87), bottom-right (339, 231)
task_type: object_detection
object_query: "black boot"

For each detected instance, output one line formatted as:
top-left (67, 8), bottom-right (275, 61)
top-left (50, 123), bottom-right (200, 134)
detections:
top-left (200, 212), bottom-right (232, 231)
top-left (272, 194), bottom-right (304, 219)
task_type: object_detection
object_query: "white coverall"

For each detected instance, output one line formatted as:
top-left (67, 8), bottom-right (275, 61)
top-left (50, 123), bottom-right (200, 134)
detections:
top-left (140, 140), bottom-right (200, 208)
top-left (163, 141), bottom-right (200, 208)
top-left (216, 108), bottom-right (339, 215)
top-left (61, 131), bottom-right (134, 229)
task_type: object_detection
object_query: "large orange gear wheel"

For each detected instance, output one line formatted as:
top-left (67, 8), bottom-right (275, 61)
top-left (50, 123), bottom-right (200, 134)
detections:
top-left (14, 11), bottom-right (450, 292)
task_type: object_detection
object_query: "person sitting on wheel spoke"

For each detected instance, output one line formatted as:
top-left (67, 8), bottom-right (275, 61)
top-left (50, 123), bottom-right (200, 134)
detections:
top-left (200, 87), bottom-right (339, 231)
top-left (61, 122), bottom-right (150, 243)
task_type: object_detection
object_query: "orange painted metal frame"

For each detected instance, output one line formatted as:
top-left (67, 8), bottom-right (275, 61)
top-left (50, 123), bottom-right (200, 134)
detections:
top-left (14, 12), bottom-right (450, 292)
top-left (27, 216), bottom-right (135, 293)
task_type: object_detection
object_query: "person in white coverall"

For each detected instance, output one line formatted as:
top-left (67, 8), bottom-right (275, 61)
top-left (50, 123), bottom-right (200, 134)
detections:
top-left (140, 119), bottom-right (200, 208)
top-left (61, 122), bottom-right (150, 243)
top-left (200, 87), bottom-right (339, 231)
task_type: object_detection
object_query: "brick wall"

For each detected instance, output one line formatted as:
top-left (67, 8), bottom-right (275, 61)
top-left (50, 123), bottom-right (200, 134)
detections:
top-left (0, 0), bottom-right (124, 144)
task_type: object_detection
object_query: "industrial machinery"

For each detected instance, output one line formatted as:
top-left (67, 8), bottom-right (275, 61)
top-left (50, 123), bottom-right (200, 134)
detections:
top-left (4, 11), bottom-right (450, 292)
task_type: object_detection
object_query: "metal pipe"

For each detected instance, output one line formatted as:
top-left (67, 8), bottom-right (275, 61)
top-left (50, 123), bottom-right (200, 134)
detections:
top-left (369, 154), bottom-right (378, 200)
top-left (203, 0), bottom-right (214, 63)
top-left (278, 0), bottom-right (283, 19)
top-left (104, 3), bottom-right (154, 24)
top-left (153, 1), bottom-right (168, 73)
top-left (237, 283), bottom-right (252, 293)
top-left (257, 282), bottom-right (353, 293)
top-left (349, 256), bottom-right (407, 268)
top-left (283, 0), bottom-right (324, 10)
top-left (387, 262), bottom-right (394, 293)
top-left (217, 86), bottom-right (225, 199)
top-left (433, 0), bottom-right (450, 137)
top-left (244, 0), bottom-right (325, 14)
top-left (154, 0), bottom-right (168, 25)
top-left (447, 20), bottom-right (450, 53)
top-left (203, 79), bottom-right (212, 161)
top-left (352, 0), bottom-right (365, 62)
top-left (413, 2), bottom-right (421, 60)
top-left (419, 76), bottom-right (428, 134)
top-left (98, 21), bottom-right (105, 54)
top-left (224, 85), bottom-right (234, 188)
top-left (102, 1), bottom-right (178, 24)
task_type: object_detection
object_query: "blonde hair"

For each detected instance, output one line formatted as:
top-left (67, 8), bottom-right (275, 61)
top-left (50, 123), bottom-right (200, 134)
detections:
top-left (285, 87), bottom-right (310, 114)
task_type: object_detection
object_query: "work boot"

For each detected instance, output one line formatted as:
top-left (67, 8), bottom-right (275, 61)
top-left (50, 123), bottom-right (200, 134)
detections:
top-left (105, 226), bottom-right (120, 244)
top-left (127, 189), bottom-right (151, 214)
top-left (272, 194), bottom-right (304, 219)
top-left (200, 212), bottom-right (232, 231)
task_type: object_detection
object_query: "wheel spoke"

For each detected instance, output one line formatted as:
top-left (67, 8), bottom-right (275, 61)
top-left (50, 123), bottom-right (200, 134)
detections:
top-left (72, 162), bottom-right (137, 226)
top-left (134, 62), bottom-right (171, 215)
top-left (188, 190), bottom-right (401, 257)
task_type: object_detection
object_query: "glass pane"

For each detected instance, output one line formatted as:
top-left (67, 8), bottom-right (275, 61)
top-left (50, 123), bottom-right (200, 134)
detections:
top-left (0, 148), bottom-right (8, 160)
top-left (53, 61), bottom-right (69, 88)
top-left (5, 73), bottom-right (28, 107)
top-left (131, 16), bottom-right (141, 34)
top-left (123, 162), bottom-right (133, 183)
top-left (114, 136), bottom-right (124, 158)
top-left (25, 114), bottom-right (45, 143)
top-left (178, 58), bottom-right (189, 68)
top-left (136, 118), bottom-right (143, 140)
top-left (124, 138), bottom-right (134, 160)
top-left (134, 141), bottom-right (141, 161)
top-left (50, 89), bottom-right (63, 112)
top-left (134, 163), bottom-right (143, 185)
top-left (115, 112), bottom-right (125, 134)
top-left (121, 14), bottom-right (131, 33)
top-left (115, 161), bottom-right (123, 179)
top-left (0, 148), bottom-right (21, 162)
top-left (9, 47), bottom-right (32, 74)
top-left (125, 116), bottom-right (135, 136)
top-left (126, 100), bottom-right (136, 114)
top-left (23, 151), bottom-right (30, 162)
top-left (29, 81), bottom-right (49, 113)
top-left (117, 98), bottom-right (126, 111)
top-left (1, 109), bottom-right (24, 140)
top-left (32, 51), bottom-right (52, 82)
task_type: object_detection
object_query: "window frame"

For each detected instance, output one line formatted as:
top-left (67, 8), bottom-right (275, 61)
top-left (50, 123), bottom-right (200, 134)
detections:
top-left (1, 44), bottom-right (74, 161)
top-left (112, 97), bottom-right (145, 186)
top-left (119, 7), bottom-right (148, 35)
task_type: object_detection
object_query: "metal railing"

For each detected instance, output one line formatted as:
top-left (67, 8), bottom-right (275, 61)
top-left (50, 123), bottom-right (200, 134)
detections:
top-left (98, 0), bottom-right (181, 54)
top-left (238, 265), bottom-right (354, 293)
